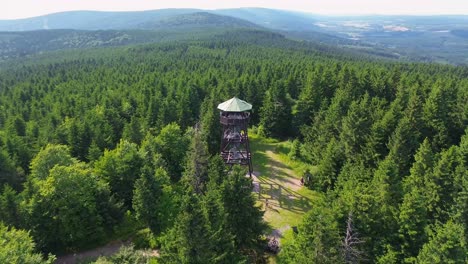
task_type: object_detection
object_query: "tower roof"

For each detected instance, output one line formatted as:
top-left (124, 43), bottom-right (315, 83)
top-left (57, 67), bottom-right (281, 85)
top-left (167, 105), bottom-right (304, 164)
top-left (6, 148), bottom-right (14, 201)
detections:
top-left (217, 97), bottom-right (252, 112)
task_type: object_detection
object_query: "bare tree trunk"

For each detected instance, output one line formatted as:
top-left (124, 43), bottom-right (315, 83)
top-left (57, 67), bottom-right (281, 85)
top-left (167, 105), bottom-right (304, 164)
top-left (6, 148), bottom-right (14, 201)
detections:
top-left (342, 211), bottom-right (364, 263)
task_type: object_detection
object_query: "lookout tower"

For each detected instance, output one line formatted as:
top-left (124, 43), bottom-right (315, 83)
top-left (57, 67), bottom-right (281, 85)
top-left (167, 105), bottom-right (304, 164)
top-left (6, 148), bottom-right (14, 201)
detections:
top-left (218, 97), bottom-right (253, 176)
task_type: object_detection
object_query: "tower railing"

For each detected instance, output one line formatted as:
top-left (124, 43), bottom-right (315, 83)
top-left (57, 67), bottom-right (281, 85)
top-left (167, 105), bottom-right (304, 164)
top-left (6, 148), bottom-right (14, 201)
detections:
top-left (220, 112), bottom-right (250, 125)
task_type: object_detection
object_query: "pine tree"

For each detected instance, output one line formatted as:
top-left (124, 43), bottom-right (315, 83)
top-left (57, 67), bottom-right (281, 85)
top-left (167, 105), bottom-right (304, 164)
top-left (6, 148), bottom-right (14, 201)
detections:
top-left (398, 189), bottom-right (429, 262)
top-left (280, 203), bottom-right (343, 264)
top-left (203, 162), bottom-right (245, 263)
top-left (259, 81), bottom-right (292, 138)
top-left (314, 138), bottom-right (345, 192)
top-left (0, 147), bottom-right (19, 189)
top-left (199, 96), bottom-right (221, 156)
top-left (428, 146), bottom-right (462, 222)
top-left (416, 221), bottom-right (467, 264)
top-left (423, 80), bottom-right (461, 151)
top-left (159, 192), bottom-right (213, 264)
top-left (182, 127), bottom-right (210, 194)
top-left (221, 166), bottom-right (267, 256)
top-left (387, 116), bottom-right (421, 176)
top-left (0, 185), bottom-right (20, 227)
top-left (132, 166), bottom-right (167, 235)
top-left (340, 94), bottom-right (372, 161)
top-left (402, 138), bottom-right (434, 194)
top-left (122, 116), bottom-right (143, 144)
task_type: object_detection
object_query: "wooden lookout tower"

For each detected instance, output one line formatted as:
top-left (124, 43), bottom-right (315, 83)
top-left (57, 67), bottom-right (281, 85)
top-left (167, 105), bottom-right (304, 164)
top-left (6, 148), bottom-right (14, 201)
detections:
top-left (218, 97), bottom-right (253, 176)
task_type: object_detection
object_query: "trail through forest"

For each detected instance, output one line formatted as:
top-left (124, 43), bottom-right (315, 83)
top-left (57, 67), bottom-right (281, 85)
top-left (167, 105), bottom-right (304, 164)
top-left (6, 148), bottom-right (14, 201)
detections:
top-left (55, 241), bottom-right (127, 264)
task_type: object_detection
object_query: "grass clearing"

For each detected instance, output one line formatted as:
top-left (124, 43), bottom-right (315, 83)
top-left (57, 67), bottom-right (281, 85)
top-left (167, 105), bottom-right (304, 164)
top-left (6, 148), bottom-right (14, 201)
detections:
top-left (249, 133), bottom-right (321, 231)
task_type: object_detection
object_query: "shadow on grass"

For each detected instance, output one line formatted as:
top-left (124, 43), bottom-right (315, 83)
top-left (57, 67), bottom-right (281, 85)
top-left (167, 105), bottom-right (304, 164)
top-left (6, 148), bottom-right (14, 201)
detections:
top-left (249, 133), bottom-right (320, 230)
top-left (256, 181), bottom-right (312, 214)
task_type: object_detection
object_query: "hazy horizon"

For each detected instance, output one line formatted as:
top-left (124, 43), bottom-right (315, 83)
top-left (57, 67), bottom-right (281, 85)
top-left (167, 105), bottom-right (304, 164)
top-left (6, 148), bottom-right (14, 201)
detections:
top-left (3, 0), bottom-right (468, 20)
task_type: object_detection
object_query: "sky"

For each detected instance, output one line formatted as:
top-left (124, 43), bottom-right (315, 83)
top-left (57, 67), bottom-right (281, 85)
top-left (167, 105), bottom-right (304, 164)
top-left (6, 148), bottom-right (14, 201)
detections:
top-left (2, 0), bottom-right (468, 19)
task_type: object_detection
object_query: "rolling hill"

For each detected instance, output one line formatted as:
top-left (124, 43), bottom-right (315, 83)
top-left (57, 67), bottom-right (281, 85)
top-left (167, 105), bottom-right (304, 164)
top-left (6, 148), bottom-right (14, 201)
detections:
top-left (138, 12), bottom-right (258, 30)
top-left (0, 8), bottom-right (314, 32)
top-left (0, 8), bottom-right (468, 64)
top-left (0, 9), bottom-right (200, 31)
top-left (0, 12), bottom-right (262, 60)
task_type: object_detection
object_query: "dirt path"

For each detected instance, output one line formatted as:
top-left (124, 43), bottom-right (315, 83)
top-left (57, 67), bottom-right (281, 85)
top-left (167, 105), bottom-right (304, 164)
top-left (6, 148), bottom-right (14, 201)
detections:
top-left (55, 241), bottom-right (128, 264)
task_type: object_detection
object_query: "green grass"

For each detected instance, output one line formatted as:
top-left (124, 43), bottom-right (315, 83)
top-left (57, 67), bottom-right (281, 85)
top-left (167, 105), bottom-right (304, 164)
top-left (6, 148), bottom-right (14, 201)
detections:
top-left (249, 133), bottom-right (321, 230)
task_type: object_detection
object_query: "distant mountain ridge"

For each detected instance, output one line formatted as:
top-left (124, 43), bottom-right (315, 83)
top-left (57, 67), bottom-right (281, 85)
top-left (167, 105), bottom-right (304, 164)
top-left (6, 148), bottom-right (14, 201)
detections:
top-left (0, 9), bottom-right (200, 31)
top-left (0, 8), bottom-right (315, 32)
top-left (0, 11), bottom-right (264, 60)
top-left (0, 8), bottom-right (467, 64)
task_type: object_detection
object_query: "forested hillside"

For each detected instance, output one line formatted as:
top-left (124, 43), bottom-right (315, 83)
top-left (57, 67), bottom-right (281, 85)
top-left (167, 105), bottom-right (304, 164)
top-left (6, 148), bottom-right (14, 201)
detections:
top-left (0, 14), bottom-right (260, 61)
top-left (0, 30), bottom-right (467, 263)
top-left (2, 8), bottom-right (468, 64)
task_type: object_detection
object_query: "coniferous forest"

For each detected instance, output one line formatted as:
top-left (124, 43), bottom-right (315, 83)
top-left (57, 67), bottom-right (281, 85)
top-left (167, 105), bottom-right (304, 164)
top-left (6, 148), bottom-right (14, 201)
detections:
top-left (0, 29), bottom-right (467, 263)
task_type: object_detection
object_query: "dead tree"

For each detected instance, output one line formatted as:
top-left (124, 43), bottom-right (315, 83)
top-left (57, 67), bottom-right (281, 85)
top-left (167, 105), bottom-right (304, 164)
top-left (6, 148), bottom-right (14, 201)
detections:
top-left (187, 122), bottom-right (209, 194)
top-left (342, 212), bottom-right (365, 263)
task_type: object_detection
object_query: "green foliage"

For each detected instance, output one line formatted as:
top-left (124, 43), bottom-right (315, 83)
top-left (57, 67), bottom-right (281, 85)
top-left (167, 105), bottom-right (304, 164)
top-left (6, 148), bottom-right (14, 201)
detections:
top-left (132, 166), bottom-right (167, 235)
top-left (0, 146), bottom-right (19, 189)
top-left (122, 116), bottom-right (144, 145)
top-left (288, 139), bottom-right (301, 160)
top-left (416, 221), bottom-right (467, 264)
top-left (25, 163), bottom-right (121, 252)
top-left (95, 140), bottom-right (143, 209)
top-left (259, 81), bottom-right (293, 138)
top-left (154, 123), bottom-right (189, 182)
top-left (398, 189), bottom-right (429, 261)
top-left (0, 29), bottom-right (466, 262)
top-left (182, 127), bottom-right (210, 194)
top-left (202, 167), bottom-right (243, 263)
top-left (423, 80), bottom-right (462, 151)
top-left (279, 203), bottom-right (342, 264)
top-left (199, 96), bottom-right (221, 155)
top-left (340, 94), bottom-right (373, 160)
top-left (29, 144), bottom-right (76, 181)
top-left (0, 223), bottom-right (55, 264)
top-left (159, 193), bottom-right (213, 264)
top-left (387, 116), bottom-right (422, 175)
top-left (221, 166), bottom-right (267, 252)
top-left (0, 185), bottom-right (20, 227)
top-left (313, 138), bottom-right (345, 191)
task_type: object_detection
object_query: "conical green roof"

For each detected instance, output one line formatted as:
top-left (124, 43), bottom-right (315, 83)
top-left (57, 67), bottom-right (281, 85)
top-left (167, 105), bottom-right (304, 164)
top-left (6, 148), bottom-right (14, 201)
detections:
top-left (217, 97), bottom-right (252, 112)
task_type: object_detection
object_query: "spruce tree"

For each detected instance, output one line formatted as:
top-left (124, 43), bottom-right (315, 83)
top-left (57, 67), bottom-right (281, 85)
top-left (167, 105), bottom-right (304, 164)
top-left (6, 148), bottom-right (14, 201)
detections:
top-left (221, 166), bottom-right (267, 255)
top-left (132, 166), bottom-right (167, 235)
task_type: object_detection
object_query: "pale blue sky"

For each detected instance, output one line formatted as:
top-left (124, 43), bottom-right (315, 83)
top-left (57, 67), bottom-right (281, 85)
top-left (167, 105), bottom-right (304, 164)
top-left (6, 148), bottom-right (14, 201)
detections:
top-left (3, 0), bottom-right (468, 19)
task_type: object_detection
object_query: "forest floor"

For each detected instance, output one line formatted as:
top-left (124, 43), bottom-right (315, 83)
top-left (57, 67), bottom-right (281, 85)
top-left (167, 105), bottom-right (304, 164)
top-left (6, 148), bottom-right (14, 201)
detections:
top-left (55, 240), bottom-right (159, 264)
top-left (249, 133), bottom-right (319, 245)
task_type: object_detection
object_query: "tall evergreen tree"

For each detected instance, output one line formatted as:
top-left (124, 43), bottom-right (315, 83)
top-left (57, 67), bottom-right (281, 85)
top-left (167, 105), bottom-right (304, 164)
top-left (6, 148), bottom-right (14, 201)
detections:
top-left (159, 191), bottom-right (213, 264)
top-left (416, 221), bottom-right (467, 264)
top-left (132, 166), bottom-right (168, 235)
top-left (280, 203), bottom-right (343, 264)
top-left (221, 166), bottom-right (267, 256)
top-left (259, 81), bottom-right (292, 138)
